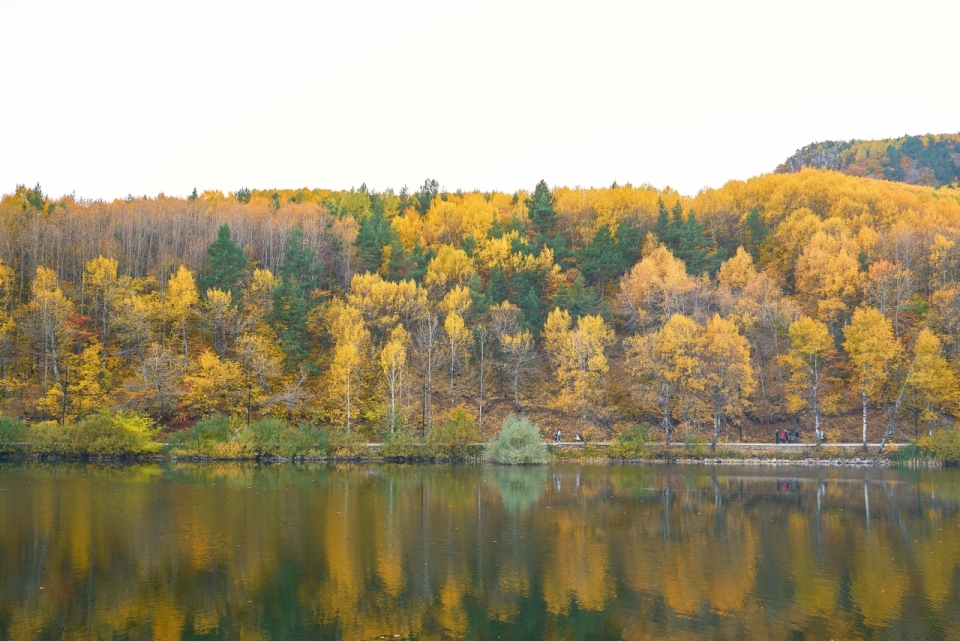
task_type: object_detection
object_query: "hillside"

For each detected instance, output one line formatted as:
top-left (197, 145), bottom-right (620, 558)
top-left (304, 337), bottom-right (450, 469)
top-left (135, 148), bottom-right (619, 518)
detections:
top-left (777, 134), bottom-right (960, 187)
top-left (2, 170), bottom-right (960, 446)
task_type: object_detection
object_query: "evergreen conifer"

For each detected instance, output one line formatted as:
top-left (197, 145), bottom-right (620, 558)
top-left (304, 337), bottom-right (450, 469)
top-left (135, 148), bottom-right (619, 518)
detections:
top-left (200, 224), bottom-right (246, 296)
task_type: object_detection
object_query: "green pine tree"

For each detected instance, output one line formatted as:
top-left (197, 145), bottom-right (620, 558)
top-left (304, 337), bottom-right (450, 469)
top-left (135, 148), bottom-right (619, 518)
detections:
top-left (272, 228), bottom-right (318, 369)
top-left (355, 208), bottom-right (393, 274)
top-left (677, 209), bottom-right (712, 275)
top-left (745, 207), bottom-right (768, 260)
top-left (467, 273), bottom-right (489, 316)
top-left (486, 266), bottom-right (509, 306)
top-left (653, 197), bottom-right (670, 242)
top-left (414, 178), bottom-right (439, 215)
top-left (614, 221), bottom-right (642, 270)
top-left (509, 270), bottom-right (545, 329)
top-left (200, 224), bottom-right (247, 296)
top-left (554, 272), bottom-right (603, 320)
top-left (525, 180), bottom-right (556, 236)
top-left (579, 225), bottom-right (619, 294)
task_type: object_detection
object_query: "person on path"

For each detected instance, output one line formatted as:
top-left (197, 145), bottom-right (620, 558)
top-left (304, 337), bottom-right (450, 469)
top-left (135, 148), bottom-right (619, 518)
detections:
top-left (555, 429), bottom-right (562, 443)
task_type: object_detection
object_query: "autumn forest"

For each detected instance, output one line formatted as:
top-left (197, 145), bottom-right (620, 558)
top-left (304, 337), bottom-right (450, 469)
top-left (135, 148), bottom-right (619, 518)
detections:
top-left (3, 165), bottom-right (960, 447)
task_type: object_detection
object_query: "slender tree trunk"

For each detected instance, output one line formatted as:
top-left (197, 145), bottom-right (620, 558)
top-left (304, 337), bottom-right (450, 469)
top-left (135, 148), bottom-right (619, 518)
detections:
top-left (513, 366), bottom-right (520, 409)
top-left (426, 348), bottom-right (433, 431)
top-left (477, 341), bottom-right (485, 434)
top-left (662, 381), bottom-right (672, 446)
top-left (880, 374), bottom-right (910, 453)
top-left (389, 370), bottom-right (397, 433)
top-left (449, 349), bottom-right (456, 408)
top-left (346, 372), bottom-right (352, 434)
top-left (862, 387), bottom-right (868, 452)
top-left (711, 389), bottom-right (720, 451)
top-left (811, 358), bottom-right (820, 441)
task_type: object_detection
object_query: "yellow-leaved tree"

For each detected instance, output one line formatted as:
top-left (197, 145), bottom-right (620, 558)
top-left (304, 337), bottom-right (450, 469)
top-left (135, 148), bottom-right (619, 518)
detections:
top-left (443, 312), bottom-right (471, 407)
top-left (701, 314), bottom-right (755, 448)
top-left (903, 329), bottom-right (958, 437)
top-left (68, 340), bottom-right (108, 420)
top-left (617, 244), bottom-right (693, 333)
top-left (26, 266), bottom-right (74, 414)
top-left (795, 230), bottom-right (862, 328)
top-left (165, 266), bottom-right (199, 357)
top-left (626, 313), bottom-right (703, 443)
top-left (243, 268), bottom-right (278, 328)
top-left (236, 333), bottom-right (283, 397)
top-left (182, 349), bottom-right (245, 417)
top-left (843, 307), bottom-right (901, 449)
top-left (327, 302), bottom-right (371, 433)
top-left (781, 316), bottom-right (834, 440)
top-left (441, 285), bottom-right (472, 406)
top-left (203, 288), bottom-right (237, 361)
top-left (544, 309), bottom-right (615, 427)
top-left (84, 256), bottom-right (119, 353)
top-left (488, 301), bottom-right (534, 409)
top-left (380, 325), bottom-right (408, 433)
top-left (0, 260), bottom-right (16, 406)
top-left (424, 246), bottom-right (475, 295)
top-left (865, 260), bottom-right (913, 338)
top-left (115, 291), bottom-right (160, 364)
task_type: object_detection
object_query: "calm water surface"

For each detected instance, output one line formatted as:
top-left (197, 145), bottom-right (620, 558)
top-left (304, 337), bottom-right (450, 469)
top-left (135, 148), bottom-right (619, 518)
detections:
top-left (2, 462), bottom-right (960, 640)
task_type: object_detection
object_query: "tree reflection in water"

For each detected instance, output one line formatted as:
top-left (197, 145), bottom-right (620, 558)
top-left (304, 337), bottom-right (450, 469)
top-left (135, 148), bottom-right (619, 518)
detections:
top-left (1, 462), bottom-right (959, 640)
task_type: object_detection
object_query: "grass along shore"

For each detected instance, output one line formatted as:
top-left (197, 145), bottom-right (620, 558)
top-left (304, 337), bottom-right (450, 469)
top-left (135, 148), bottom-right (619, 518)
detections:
top-left (2, 411), bottom-right (958, 465)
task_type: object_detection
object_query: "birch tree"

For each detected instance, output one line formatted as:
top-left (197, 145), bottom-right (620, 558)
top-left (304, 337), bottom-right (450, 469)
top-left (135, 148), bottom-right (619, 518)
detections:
top-left (843, 307), bottom-right (900, 450)
top-left (701, 314), bottom-right (755, 448)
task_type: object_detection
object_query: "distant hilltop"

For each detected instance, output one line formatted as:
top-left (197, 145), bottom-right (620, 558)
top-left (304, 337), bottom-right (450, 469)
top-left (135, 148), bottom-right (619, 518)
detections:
top-left (776, 133), bottom-right (960, 187)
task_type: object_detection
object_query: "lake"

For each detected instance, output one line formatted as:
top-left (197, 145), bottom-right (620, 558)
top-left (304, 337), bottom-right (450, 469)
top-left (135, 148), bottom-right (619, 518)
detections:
top-left (1, 462), bottom-right (959, 640)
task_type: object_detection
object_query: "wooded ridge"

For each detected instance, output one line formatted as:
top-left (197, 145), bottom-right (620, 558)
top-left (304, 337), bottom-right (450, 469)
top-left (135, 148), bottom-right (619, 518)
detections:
top-left (2, 168), bottom-right (960, 447)
top-left (778, 133), bottom-right (960, 188)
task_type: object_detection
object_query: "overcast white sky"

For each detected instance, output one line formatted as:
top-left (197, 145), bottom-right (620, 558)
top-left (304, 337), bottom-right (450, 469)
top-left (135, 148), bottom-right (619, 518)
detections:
top-left (0, 0), bottom-right (958, 200)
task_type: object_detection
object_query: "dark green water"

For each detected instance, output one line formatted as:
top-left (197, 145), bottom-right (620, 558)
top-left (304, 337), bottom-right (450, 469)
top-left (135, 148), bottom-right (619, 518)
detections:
top-left (2, 462), bottom-right (960, 640)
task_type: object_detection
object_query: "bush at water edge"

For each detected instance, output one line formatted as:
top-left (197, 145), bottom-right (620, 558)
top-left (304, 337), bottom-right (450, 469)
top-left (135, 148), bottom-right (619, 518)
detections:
top-left (483, 414), bottom-right (549, 465)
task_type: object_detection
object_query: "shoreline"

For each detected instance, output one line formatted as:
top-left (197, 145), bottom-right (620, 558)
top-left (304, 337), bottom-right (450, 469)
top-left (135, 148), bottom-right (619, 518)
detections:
top-left (0, 452), bottom-right (909, 467)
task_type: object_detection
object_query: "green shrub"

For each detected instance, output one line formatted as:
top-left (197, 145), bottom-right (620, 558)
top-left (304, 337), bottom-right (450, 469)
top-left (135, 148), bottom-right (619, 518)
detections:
top-left (429, 405), bottom-right (479, 446)
top-left (918, 429), bottom-right (960, 463)
top-left (0, 415), bottom-right (27, 453)
top-left (240, 418), bottom-right (290, 456)
top-left (682, 430), bottom-right (711, 455)
top-left (239, 419), bottom-right (329, 457)
top-left (553, 443), bottom-right (606, 461)
top-left (167, 415), bottom-right (233, 456)
top-left (610, 423), bottom-right (653, 459)
top-left (380, 429), bottom-right (429, 458)
top-left (329, 429), bottom-right (367, 457)
top-left (169, 416), bottom-right (330, 458)
top-left (483, 414), bottom-right (549, 465)
top-left (890, 443), bottom-right (925, 464)
top-left (27, 411), bottom-right (161, 455)
top-left (25, 421), bottom-right (66, 452)
top-left (68, 411), bottom-right (161, 455)
top-left (296, 424), bottom-right (330, 456)
top-left (425, 405), bottom-right (480, 457)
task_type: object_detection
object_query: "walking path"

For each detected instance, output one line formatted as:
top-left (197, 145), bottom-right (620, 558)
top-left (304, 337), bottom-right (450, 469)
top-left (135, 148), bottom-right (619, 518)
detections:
top-left (362, 442), bottom-right (896, 451)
